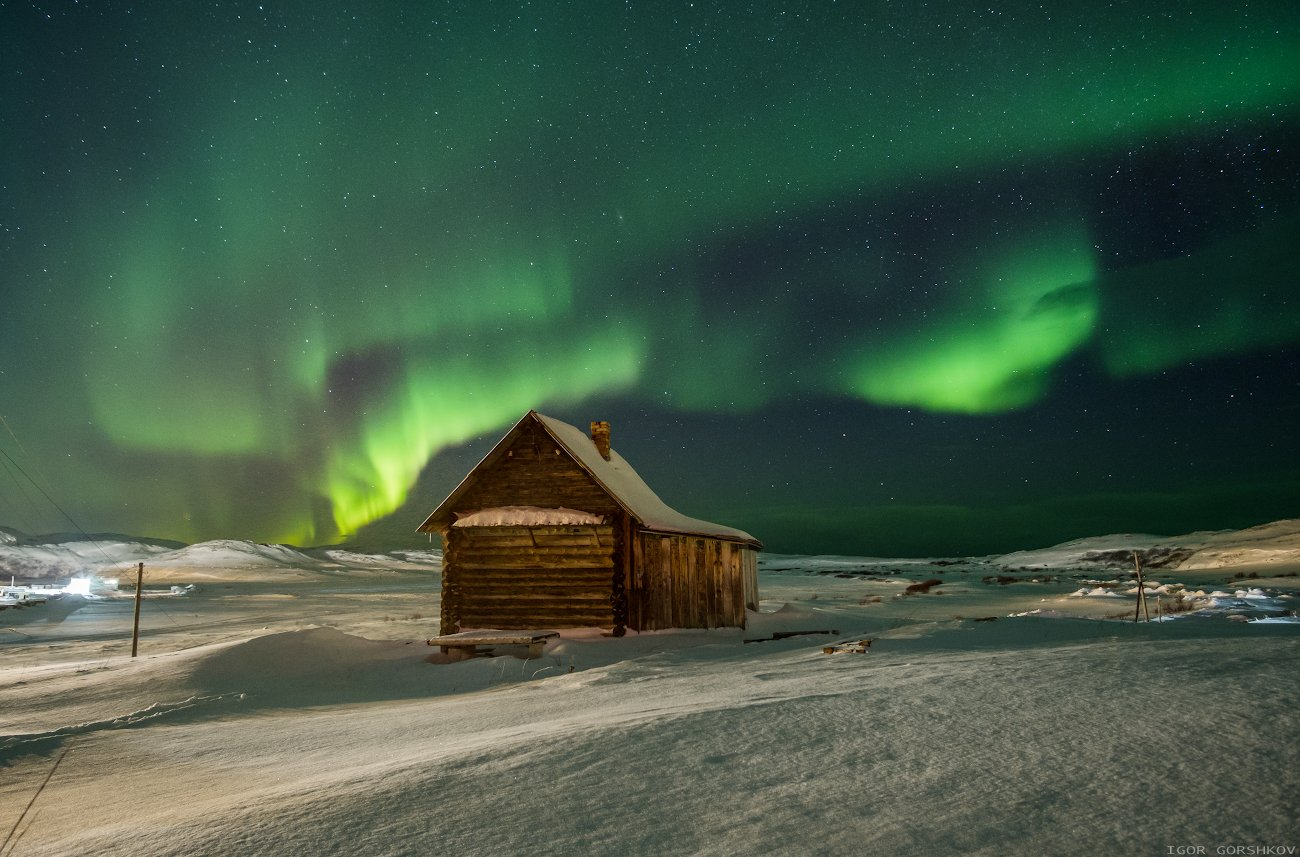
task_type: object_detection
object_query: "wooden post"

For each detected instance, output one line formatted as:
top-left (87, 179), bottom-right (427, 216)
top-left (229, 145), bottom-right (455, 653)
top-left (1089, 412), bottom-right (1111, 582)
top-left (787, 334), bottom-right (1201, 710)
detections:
top-left (131, 562), bottom-right (144, 657)
top-left (1132, 552), bottom-right (1148, 623)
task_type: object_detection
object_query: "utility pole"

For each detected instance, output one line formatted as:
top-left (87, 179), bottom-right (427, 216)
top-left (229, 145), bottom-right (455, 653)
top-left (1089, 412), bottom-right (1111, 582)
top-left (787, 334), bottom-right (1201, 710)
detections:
top-left (131, 562), bottom-right (143, 657)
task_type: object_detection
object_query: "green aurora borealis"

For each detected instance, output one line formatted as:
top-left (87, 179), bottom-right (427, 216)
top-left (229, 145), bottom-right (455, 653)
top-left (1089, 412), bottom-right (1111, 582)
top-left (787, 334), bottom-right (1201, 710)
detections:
top-left (2, 1), bottom-right (1299, 555)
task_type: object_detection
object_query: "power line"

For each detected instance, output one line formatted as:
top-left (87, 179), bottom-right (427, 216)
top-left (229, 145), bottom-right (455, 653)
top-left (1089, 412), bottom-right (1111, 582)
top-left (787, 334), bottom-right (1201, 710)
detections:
top-left (0, 445), bottom-right (126, 568)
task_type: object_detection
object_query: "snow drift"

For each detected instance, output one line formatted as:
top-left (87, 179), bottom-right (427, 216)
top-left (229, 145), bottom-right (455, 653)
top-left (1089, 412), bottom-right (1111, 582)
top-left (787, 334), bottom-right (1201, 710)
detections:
top-left (1, 519), bottom-right (1297, 856)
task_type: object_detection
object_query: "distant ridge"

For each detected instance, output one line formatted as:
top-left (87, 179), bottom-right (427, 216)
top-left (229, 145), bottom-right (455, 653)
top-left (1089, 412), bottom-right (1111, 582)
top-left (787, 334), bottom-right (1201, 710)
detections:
top-left (0, 526), bottom-right (185, 549)
top-left (2, 518), bottom-right (1296, 579)
top-left (996, 518), bottom-right (1300, 571)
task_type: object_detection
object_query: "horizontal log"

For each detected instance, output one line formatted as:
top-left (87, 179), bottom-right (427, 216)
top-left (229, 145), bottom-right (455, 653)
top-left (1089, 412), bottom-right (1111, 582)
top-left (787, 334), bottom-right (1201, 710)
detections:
top-left (457, 591), bottom-right (611, 602)
top-left (459, 620), bottom-right (614, 631)
top-left (457, 551), bottom-right (613, 563)
top-left (460, 612), bottom-right (614, 627)
top-left (459, 542), bottom-right (609, 553)
top-left (460, 604), bottom-right (614, 616)
top-left (460, 605), bottom-right (614, 616)
top-left (452, 566), bottom-right (613, 580)
top-left (456, 594), bottom-right (610, 606)
top-left (456, 559), bottom-right (613, 571)
top-left (455, 536), bottom-right (614, 549)
top-left (456, 597), bottom-right (612, 608)
top-left (465, 472), bottom-right (608, 487)
top-left (456, 549), bottom-right (611, 559)
top-left (458, 541), bottom-right (612, 550)
top-left (457, 592), bottom-right (612, 604)
top-left (456, 557), bottom-right (612, 569)
top-left (456, 590), bottom-right (611, 602)
top-left (457, 537), bottom-right (534, 548)
top-left (456, 582), bottom-right (610, 593)
top-left (455, 569), bottom-right (611, 579)
top-left (457, 572), bottom-right (612, 583)
top-left (453, 568), bottom-right (613, 580)
top-left (467, 484), bottom-right (609, 497)
top-left (456, 582), bottom-right (612, 592)
top-left (461, 490), bottom-right (614, 504)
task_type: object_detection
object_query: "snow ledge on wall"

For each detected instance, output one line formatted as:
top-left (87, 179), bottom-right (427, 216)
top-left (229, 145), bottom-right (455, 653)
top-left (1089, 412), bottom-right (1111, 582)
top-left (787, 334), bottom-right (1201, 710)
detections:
top-left (452, 506), bottom-right (607, 527)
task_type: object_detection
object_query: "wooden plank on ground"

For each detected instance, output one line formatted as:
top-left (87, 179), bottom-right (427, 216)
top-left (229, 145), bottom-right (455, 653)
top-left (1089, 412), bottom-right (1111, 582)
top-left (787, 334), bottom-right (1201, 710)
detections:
top-left (426, 630), bottom-right (560, 646)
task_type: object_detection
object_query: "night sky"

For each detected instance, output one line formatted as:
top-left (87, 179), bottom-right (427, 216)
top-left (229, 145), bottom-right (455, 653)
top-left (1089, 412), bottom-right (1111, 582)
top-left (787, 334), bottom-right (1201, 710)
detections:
top-left (2, 1), bottom-right (1298, 556)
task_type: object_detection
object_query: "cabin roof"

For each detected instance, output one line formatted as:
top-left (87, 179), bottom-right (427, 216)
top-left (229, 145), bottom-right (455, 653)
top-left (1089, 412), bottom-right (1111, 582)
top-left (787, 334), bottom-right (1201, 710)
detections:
top-left (418, 410), bottom-right (762, 547)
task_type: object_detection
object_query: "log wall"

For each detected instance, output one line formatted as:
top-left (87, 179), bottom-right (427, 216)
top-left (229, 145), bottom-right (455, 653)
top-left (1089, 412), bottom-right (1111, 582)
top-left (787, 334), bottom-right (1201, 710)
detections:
top-left (442, 524), bottom-right (616, 632)
top-left (628, 533), bottom-right (758, 631)
top-left (454, 420), bottom-right (620, 515)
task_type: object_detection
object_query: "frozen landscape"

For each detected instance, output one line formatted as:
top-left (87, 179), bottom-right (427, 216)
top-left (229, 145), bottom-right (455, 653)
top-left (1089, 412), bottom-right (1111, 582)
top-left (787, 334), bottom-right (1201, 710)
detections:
top-left (1, 521), bottom-right (1298, 857)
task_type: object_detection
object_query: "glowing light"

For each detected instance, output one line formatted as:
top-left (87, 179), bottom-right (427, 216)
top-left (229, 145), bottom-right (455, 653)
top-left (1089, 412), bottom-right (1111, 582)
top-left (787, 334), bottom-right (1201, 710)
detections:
top-left (843, 224), bottom-right (1099, 413)
top-left (325, 328), bottom-right (644, 537)
top-left (1098, 218), bottom-right (1300, 377)
top-left (3, 2), bottom-right (1298, 553)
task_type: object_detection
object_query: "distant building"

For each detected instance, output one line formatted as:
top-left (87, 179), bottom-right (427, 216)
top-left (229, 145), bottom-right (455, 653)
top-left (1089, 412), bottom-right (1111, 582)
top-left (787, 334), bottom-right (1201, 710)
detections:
top-left (418, 411), bottom-right (761, 635)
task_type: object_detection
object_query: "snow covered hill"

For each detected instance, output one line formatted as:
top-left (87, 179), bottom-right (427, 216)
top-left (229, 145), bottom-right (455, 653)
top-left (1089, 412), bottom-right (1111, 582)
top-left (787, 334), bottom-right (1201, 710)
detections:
top-left (3, 518), bottom-right (1296, 583)
top-left (0, 532), bottom-right (177, 580)
top-left (0, 531), bottom-right (443, 580)
top-left (995, 517), bottom-right (1300, 573)
top-left (1178, 518), bottom-right (1300, 569)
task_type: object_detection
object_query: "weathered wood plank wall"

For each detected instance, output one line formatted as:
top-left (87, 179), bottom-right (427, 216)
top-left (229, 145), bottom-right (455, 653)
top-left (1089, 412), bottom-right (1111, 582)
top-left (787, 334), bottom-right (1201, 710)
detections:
top-left (628, 533), bottom-right (756, 631)
top-left (742, 546), bottom-right (759, 612)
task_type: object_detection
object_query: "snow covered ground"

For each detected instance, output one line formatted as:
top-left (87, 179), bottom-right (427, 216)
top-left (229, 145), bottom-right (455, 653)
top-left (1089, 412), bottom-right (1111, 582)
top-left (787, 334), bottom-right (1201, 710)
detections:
top-left (1, 522), bottom-right (1298, 856)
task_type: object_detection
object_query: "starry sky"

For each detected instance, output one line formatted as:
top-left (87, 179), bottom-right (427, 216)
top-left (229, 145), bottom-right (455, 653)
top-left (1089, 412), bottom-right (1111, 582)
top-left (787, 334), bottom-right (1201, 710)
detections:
top-left (2, 1), bottom-right (1298, 556)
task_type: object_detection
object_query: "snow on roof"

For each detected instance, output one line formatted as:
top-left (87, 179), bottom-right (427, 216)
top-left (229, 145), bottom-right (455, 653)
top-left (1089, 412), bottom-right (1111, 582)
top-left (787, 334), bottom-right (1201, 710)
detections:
top-left (533, 413), bottom-right (760, 546)
top-left (453, 506), bottom-right (606, 527)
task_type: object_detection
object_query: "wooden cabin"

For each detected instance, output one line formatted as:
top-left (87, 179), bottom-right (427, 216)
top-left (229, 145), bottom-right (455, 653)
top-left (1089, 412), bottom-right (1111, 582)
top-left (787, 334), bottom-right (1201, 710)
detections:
top-left (417, 411), bottom-right (762, 635)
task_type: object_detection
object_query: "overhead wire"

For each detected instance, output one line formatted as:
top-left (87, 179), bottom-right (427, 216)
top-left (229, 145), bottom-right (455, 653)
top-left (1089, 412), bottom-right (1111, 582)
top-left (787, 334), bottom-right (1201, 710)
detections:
top-left (0, 429), bottom-right (185, 630)
top-left (0, 453), bottom-right (40, 536)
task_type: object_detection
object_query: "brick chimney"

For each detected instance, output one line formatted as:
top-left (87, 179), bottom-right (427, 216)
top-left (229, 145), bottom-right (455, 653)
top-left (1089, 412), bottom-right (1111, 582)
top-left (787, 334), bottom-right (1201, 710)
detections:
top-left (590, 420), bottom-right (611, 460)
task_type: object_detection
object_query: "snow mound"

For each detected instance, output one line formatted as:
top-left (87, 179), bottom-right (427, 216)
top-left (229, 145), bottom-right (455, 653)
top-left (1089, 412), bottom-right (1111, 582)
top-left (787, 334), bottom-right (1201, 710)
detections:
top-left (184, 627), bottom-right (434, 708)
top-left (1069, 587), bottom-right (1125, 598)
